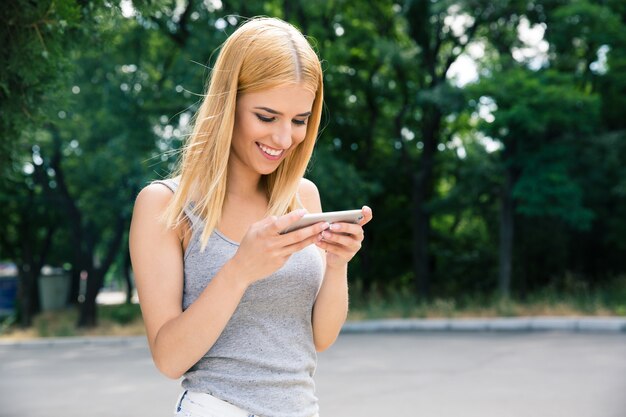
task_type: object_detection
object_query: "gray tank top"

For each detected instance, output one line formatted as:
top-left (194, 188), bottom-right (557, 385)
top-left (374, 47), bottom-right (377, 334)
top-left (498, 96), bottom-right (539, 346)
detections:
top-left (154, 179), bottom-right (324, 417)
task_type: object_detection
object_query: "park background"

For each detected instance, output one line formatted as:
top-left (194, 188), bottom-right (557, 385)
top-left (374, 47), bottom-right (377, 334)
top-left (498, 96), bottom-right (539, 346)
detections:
top-left (1, 0), bottom-right (625, 337)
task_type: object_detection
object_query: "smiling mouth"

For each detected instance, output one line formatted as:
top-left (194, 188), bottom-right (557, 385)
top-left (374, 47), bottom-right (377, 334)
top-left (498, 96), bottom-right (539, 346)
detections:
top-left (256, 142), bottom-right (284, 158)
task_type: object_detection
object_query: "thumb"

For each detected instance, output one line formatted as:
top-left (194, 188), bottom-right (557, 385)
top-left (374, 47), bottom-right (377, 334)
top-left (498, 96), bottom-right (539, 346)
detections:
top-left (270, 209), bottom-right (308, 234)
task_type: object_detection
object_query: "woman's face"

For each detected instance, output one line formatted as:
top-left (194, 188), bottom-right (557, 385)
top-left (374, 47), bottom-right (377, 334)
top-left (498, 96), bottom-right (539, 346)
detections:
top-left (231, 84), bottom-right (315, 177)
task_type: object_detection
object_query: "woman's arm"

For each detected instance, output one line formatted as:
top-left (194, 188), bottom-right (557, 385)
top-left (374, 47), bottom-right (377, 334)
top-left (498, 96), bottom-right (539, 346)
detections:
top-left (129, 183), bottom-right (328, 379)
top-left (298, 179), bottom-right (373, 352)
top-left (129, 184), bottom-right (248, 379)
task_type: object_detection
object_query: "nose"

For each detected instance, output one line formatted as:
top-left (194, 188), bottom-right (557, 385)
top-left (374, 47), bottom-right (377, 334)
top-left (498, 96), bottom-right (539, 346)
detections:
top-left (271, 122), bottom-right (293, 149)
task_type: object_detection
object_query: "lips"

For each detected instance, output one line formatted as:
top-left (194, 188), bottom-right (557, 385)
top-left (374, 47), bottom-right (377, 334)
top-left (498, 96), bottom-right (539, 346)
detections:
top-left (256, 142), bottom-right (284, 160)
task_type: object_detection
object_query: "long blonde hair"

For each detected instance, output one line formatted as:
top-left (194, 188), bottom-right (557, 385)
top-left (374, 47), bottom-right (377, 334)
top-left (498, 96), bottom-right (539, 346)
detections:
top-left (163, 17), bottom-right (324, 250)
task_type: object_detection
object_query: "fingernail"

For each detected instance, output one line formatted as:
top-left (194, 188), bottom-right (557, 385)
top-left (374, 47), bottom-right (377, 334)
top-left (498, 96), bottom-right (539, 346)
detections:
top-left (330, 223), bottom-right (340, 231)
top-left (296, 209), bottom-right (307, 216)
top-left (323, 222), bottom-right (330, 230)
top-left (322, 231), bottom-right (330, 239)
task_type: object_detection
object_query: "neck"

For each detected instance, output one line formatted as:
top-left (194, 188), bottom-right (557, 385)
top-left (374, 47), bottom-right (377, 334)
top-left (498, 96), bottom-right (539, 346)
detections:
top-left (226, 160), bottom-right (265, 199)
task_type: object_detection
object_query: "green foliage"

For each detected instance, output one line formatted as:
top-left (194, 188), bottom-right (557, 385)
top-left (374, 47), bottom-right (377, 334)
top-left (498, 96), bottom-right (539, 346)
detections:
top-left (98, 303), bottom-right (142, 325)
top-left (567, 131), bottom-right (626, 278)
top-left (512, 144), bottom-right (594, 229)
top-left (307, 144), bottom-right (381, 211)
top-left (543, 0), bottom-right (626, 128)
top-left (471, 68), bottom-right (600, 227)
top-left (0, 0), bottom-right (81, 176)
top-left (2, 0), bottom-right (626, 325)
top-left (348, 275), bottom-right (626, 319)
top-left (35, 309), bottom-right (78, 337)
top-left (547, 0), bottom-right (622, 74)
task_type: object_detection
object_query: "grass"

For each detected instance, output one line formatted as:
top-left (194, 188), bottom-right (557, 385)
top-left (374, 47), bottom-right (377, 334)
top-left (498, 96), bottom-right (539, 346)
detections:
top-left (1, 280), bottom-right (625, 340)
top-left (0, 303), bottom-right (146, 341)
top-left (346, 277), bottom-right (626, 321)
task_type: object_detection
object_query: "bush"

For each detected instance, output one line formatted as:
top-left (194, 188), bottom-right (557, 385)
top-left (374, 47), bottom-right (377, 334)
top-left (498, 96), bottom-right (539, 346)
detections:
top-left (98, 303), bottom-right (142, 325)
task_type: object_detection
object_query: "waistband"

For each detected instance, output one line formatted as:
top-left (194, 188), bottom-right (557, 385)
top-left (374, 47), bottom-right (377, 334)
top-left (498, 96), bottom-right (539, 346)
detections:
top-left (175, 390), bottom-right (257, 417)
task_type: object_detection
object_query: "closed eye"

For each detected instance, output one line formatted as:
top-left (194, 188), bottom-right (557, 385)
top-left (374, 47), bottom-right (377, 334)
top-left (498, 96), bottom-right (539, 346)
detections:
top-left (255, 114), bottom-right (275, 123)
top-left (256, 113), bottom-right (308, 126)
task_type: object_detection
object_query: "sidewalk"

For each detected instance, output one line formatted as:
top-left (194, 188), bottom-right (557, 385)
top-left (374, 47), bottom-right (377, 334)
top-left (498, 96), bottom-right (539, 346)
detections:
top-left (2, 330), bottom-right (625, 417)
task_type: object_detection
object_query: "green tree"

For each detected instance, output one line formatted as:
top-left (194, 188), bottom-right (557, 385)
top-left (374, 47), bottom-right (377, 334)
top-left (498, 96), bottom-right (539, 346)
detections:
top-left (400, 0), bottom-right (532, 297)
top-left (52, 1), bottom-right (266, 326)
top-left (1, 0), bottom-right (85, 326)
top-left (4, 0), bottom-right (626, 329)
top-left (539, 0), bottom-right (626, 284)
top-left (471, 68), bottom-right (599, 297)
top-left (0, 0), bottom-right (81, 176)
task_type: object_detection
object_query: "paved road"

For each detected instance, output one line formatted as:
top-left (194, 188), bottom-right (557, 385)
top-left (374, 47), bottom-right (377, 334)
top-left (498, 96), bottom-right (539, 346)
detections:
top-left (1, 331), bottom-right (625, 417)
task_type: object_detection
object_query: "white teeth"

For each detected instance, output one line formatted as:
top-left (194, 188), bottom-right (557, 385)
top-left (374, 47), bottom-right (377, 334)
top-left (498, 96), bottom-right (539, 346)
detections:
top-left (258, 143), bottom-right (283, 156)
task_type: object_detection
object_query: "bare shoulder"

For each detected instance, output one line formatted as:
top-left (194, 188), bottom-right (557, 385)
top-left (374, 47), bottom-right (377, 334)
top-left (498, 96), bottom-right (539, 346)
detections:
top-left (299, 177), bottom-right (319, 196)
top-left (298, 177), bottom-right (322, 213)
top-left (130, 182), bottom-right (182, 241)
top-left (134, 182), bottom-right (175, 210)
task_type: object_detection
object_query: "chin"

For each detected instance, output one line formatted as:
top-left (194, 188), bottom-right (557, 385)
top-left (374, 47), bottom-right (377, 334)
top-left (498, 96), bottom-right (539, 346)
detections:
top-left (258, 166), bottom-right (281, 176)
top-left (256, 156), bottom-right (288, 176)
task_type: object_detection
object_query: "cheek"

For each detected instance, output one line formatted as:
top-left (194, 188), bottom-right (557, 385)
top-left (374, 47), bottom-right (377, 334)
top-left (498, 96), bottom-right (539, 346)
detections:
top-left (292, 128), bottom-right (308, 147)
top-left (235, 118), bottom-right (264, 144)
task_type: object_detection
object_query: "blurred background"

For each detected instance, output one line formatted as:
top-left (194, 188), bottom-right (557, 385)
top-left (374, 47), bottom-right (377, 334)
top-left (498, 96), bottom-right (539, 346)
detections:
top-left (1, 0), bottom-right (625, 337)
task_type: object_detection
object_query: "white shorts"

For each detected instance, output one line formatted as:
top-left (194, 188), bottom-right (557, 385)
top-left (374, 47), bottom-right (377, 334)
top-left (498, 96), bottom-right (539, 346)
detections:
top-left (173, 390), bottom-right (320, 417)
top-left (174, 390), bottom-right (256, 417)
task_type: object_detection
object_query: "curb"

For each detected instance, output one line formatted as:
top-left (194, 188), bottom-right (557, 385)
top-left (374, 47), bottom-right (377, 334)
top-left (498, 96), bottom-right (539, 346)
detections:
top-left (0, 335), bottom-right (146, 349)
top-left (1, 317), bottom-right (625, 348)
top-left (340, 316), bottom-right (626, 334)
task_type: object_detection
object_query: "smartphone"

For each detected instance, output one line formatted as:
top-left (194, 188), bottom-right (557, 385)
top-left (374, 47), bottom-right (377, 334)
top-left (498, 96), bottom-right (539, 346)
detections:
top-left (281, 209), bottom-right (364, 234)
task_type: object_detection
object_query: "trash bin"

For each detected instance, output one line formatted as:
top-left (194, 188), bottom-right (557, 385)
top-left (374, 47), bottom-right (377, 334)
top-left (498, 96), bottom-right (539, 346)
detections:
top-left (0, 273), bottom-right (18, 317)
top-left (39, 268), bottom-right (70, 311)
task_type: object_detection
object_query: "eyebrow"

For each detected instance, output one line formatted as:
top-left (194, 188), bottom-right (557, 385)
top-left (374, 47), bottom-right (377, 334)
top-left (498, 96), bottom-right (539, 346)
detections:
top-left (253, 106), bottom-right (312, 117)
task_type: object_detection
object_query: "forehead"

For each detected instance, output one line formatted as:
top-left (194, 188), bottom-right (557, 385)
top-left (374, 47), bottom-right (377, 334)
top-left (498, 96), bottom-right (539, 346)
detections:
top-left (237, 84), bottom-right (315, 113)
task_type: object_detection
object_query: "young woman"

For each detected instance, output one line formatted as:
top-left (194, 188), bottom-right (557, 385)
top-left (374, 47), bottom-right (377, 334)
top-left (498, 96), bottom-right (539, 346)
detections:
top-left (129, 17), bottom-right (372, 417)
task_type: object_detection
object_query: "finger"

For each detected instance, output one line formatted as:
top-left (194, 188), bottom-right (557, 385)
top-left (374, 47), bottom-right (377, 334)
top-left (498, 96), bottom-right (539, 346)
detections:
top-left (281, 230), bottom-right (325, 255)
top-left (281, 221), bottom-right (329, 245)
top-left (315, 240), bottom-right (353, 260)
top-left (259, 215), bottom-right (278, 228)
top-left (359, 205), bottom-right (373, 226)
top-left (327, 222), bottom-right (364, 238)
top-left (268, 209), bottom-right (307, 234)
top-left (321, 230), bottom-right (362, 251)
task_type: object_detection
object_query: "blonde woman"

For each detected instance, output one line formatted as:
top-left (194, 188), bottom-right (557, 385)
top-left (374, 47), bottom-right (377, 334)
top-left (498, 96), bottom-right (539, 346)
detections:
top-left (129, 17), bottom-right (372, 417)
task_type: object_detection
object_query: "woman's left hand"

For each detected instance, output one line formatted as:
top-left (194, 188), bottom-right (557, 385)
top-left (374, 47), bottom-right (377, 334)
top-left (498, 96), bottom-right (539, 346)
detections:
top-left (315, 206), bottom-right (373, 269)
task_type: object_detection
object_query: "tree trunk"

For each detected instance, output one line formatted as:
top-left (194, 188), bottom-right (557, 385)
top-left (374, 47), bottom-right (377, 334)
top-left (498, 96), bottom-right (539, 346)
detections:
top-left (77, 267), bottom-right (102, 328)
top-left (412, 105), bottom-right (441, 299)
top-left (68, 267), bottom-right (81, 306)
top-left (77, 214), bottom-right (128, 327)
top-left (17, 214), bottom-right (54, 327)
top-left (124, 250), bottom-right (133, 304)
top-left (17, 257), bottom-right (43, 328)
top-left (499, 168), bottom-right (515, 298)
top-left (411, 171), bottom-right (429, 298)
top-left (18, 266), bottom-right (36, 328)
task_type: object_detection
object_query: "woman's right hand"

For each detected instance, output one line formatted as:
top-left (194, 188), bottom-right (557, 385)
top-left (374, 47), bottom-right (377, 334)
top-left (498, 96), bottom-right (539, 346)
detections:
top-left (229, 209), bottom-right (329, 287)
